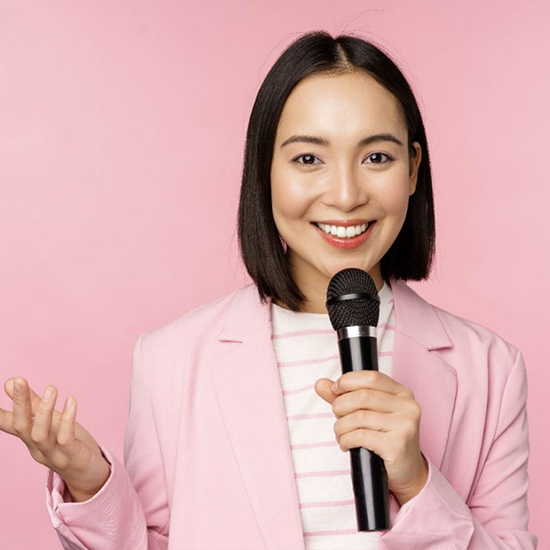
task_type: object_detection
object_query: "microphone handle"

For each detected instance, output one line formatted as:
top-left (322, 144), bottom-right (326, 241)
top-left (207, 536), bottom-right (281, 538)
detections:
top-left (337, 330), bottom-right (390, 531)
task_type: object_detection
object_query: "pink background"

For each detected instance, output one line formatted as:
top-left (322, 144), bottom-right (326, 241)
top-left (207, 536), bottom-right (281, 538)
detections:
top-left (1, 1), bottom-right (548, 547)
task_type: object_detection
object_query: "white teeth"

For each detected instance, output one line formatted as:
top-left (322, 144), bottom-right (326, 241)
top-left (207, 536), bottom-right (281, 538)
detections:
top-left (315, 222), bottom-right (369, 238)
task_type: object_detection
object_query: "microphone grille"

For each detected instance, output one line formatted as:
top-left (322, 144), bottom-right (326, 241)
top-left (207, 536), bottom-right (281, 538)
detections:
top-left (325, 268), bottom-right (380, 330)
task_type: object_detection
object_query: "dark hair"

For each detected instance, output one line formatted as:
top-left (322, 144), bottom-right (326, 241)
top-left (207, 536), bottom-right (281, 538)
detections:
top-left (237, 30), bottom-right (436, 312)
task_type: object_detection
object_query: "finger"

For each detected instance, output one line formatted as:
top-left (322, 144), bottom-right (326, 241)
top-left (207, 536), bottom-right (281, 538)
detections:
top-left (333, 370), bottom-right (412, 397)
top-left (30, 385), bottom-right (58, 454)
top-left (332, 387), bottom-right (402, 417)
top-left (0, 379), bottom-right (17, 435)
top-left (314, 378), bottom-right (338, 406)
top-left (334, 409), bottom-right (396, 443)
top-left (0, 405), bottom-right (16, 436)
top-left (339, 427), bottom-right (385, 454)
top-left (6, 378), bottom-right (66, 435)
top-left (5, 377), bottom-right (48, 413)
top-left (4, 377), bottom-right (14, 395)
top-left (11, 378), bottom-right (34, 446)
top-left (56, 396), bottom-right (77, 454)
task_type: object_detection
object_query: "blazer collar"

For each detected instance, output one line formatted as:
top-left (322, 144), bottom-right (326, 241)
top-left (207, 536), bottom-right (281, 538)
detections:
top-left (218, 276), bottom-right (453, 350)
top-left (211, 276), bottom-right (457, 550)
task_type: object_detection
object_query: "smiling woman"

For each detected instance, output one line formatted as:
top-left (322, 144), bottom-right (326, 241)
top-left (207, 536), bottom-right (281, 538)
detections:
top-left (232, 32), bottom-right (536, 549)
top-left (34, 28), bottom-right (536, 550)
top-left (237, 32), bottom-right (434, 314)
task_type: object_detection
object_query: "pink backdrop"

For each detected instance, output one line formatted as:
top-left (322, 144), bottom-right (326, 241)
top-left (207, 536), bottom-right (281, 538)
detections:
top-left (1, 1), bottom-right (547, 548)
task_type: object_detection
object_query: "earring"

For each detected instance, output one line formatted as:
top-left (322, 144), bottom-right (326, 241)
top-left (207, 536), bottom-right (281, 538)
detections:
top-left (278, 234), bottom-right (288, 253)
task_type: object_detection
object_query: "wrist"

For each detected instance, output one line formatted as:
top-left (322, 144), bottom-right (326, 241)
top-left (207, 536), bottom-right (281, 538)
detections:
top-left (64, 458), bottom-right (112, 503)
top-left (392, 454), bottom-right (429, 507)
top-left (65, 484), bottom-right (98, 503)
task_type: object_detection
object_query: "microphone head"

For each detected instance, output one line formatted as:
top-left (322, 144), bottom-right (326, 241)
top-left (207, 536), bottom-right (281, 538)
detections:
top-left (325, 268), bottom-right (381, 330)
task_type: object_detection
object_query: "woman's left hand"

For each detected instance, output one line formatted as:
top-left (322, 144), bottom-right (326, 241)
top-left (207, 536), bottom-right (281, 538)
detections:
top-left (314, 370), bottom-right (429, 507)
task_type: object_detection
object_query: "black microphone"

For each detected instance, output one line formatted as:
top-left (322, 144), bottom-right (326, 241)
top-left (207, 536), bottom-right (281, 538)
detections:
top-left (325, 267), bottom-right (390, 532)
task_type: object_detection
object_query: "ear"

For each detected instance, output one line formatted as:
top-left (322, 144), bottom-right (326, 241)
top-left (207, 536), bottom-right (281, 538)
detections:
top-left (409, 141), bottom-right (422, 196)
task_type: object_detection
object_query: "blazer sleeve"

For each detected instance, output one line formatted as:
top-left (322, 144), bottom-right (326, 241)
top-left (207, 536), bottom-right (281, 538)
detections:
top-left (44, 333), bottom-right (170, 550)
top-left (379, 348), bottom-right (538, 550)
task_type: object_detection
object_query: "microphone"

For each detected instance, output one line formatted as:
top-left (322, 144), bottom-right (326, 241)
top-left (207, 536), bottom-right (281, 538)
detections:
top-left (325, 267), bottom-right (390, 532)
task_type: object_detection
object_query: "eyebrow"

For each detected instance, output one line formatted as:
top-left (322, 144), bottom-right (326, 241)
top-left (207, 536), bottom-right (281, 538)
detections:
top-left (280, 133), bottom-right (404, 149)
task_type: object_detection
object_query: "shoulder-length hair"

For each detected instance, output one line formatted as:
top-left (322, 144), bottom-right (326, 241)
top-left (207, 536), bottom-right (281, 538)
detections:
top-left (237, 30), bottom-right (436, 312)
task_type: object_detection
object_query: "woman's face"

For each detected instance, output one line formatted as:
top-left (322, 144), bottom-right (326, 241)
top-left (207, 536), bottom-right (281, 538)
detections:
top-left (270, 71), bottom-right (422, 313)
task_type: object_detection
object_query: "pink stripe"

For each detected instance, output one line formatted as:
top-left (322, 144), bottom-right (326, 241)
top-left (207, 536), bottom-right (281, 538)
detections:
top-left (300, 498), bottom-right (354, 508)
top-left (278, 349), bottom-right (392, 368)
top-left (272, 324), bottom-right (395, 339)
top-left (272, 329), bottom-right (334, 339)
top-left (278, 354), bottom-right (338, 368)
top-left (304, 528), bottom-right (362, 537)
top-left (282, 383), bottom-right (316, 396)
top-left (290, 440), bottom-right (338, 450)
top-left (287, 412), bottom-right (334, 420)
top-left (295, 468), bottom-right (350, 479)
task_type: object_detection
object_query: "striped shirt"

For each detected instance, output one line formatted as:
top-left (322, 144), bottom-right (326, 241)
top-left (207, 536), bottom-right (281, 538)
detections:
top-left (270, 280), bottom-right (395, 550)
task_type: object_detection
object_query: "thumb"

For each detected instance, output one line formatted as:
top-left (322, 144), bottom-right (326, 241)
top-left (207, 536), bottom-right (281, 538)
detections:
top-left (314, 378), bottom-right (338, 405)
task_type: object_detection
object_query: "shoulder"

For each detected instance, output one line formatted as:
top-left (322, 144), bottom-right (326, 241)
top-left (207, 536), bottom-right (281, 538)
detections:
top-left (429, 301), bottom-right (522, 379)
top-left (137, 285), bottom-right (246, 364)
top-left (393, 278), bottom-right (521, 371)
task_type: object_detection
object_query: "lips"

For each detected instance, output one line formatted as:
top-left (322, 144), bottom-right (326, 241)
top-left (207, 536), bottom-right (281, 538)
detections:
top-left (311, 220), bottom-right (376, 249)
top-left (312, 219), bottom-right (372, 227)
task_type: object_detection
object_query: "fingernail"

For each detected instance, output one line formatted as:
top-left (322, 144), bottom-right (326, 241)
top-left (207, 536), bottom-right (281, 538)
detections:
top-left (43, 387), bottom-right (53, 400)
top-left (14, 380), bottom-right (22, 393)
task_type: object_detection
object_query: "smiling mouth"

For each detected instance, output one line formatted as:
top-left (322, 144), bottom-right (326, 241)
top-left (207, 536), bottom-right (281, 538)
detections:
top-left (311, 221), bottom-right (372, 238)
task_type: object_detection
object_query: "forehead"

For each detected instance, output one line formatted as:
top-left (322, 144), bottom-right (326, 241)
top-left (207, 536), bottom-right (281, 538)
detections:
top-left (275, 72), bottom-right (404, 142)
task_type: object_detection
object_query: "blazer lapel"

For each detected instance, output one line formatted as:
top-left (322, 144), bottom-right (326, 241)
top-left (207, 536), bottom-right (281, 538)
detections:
top-left (211, 287), bottom-right (305, 550)
top-left (388, 277), bottom-right (457, 472)
top-left (210, 276), bottom-right (457, 550)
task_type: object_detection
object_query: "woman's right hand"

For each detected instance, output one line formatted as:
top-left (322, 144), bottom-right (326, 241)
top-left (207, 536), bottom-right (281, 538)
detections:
top-left (0, 377), bottom-right (112, 501)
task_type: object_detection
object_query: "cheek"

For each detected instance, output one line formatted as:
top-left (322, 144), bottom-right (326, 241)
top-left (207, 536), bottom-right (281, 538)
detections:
top-left (378, 174), bottom-right (411, 218)
top-left (271, 170), bottom-right (313, 221)
top-left (384, 188), bottom-right (409, 216)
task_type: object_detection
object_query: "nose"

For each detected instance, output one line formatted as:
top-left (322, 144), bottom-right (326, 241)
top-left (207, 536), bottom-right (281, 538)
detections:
top-left (323, 165), bottom-right (369, 212)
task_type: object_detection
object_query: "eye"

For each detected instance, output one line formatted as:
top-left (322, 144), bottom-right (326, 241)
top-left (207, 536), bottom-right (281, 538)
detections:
top-left (291, 152), bottom-right (394, 167)
top-left (365, 152), bottom-right (394, 164)
top-left (291, 153), bottom-right (322, 166)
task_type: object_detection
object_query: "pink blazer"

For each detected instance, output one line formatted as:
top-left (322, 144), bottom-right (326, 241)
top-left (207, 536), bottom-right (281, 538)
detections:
top-left (45, 277), bottom-right (538, 549)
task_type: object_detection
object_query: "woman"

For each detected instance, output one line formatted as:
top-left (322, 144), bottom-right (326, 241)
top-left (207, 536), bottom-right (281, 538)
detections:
top-left (1, 31), bottom-right (537, 549)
